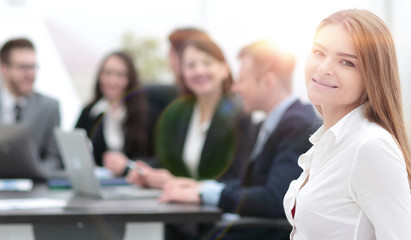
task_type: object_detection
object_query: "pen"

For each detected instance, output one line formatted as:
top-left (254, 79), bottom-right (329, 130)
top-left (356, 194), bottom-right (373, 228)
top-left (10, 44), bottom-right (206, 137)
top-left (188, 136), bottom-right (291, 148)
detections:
top-left (127, 160), bottom-right (145, 175)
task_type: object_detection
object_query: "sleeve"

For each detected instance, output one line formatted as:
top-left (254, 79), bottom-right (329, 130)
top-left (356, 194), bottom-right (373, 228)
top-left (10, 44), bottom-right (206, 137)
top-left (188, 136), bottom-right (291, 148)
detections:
top-left (350, 138), bottom-right (411, 240)
top-left (154, 98), bottom-right (191, 177)
top-left (75, 107), bottom-right (90, 129)
top-left (219, 116), bottom-right (312, 218)
top-left (217, 113), bottom-right (254, 181)
top-left (199, 180), bottom-right (226, 206)
top-left (41, 101), bottom-right (62, 170)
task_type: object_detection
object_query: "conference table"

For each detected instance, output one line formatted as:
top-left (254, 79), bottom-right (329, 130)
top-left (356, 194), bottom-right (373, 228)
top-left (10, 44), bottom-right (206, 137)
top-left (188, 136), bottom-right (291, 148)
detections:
top-left (0, 183), bottom-right (222, 240)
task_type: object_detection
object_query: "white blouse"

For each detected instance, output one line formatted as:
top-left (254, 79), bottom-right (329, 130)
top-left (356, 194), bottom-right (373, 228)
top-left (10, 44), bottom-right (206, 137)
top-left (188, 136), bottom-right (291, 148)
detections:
top-left (284, 106), bottom-right (411, 240)
top-left (182, 104), bottom-right (211, 178)
top-left (90, 98), bottom-right (126, 151)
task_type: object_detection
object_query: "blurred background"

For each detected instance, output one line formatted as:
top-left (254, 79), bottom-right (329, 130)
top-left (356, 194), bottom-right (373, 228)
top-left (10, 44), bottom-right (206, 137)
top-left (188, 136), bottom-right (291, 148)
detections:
top-left (0, 0), bottom-right (410, 132)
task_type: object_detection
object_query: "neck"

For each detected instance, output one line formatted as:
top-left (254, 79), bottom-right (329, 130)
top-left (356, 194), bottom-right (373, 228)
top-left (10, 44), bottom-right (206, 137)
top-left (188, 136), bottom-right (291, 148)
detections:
top-left (107, 99), bottom-right (123, 112)
top-left (5, 81), bottom-right (23, 98)
top-left (196, 90), bottom-right (223, 124)
top-left (263, 90), bottom-right (290, 114)
top-left (321, 104), bottom-right (359, 130)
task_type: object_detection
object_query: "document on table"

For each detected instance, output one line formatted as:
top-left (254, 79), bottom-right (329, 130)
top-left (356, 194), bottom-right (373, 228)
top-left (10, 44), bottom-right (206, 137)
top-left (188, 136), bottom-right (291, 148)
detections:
top-left (0, 198), bottom-right (67, 210)
top-left (0, 179), bottom-right (33, 191)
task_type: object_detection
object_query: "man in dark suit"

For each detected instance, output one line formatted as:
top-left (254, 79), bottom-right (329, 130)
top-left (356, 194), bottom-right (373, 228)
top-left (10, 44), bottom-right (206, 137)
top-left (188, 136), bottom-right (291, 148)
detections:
top-left (158, 40), bottom-right (320, 239)
top-left (0, 38), bottom-right (62, 173)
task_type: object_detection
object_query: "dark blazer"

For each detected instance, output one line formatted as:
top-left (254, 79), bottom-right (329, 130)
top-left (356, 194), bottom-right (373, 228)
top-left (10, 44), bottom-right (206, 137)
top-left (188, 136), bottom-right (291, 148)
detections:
top-left (219, 100), bottom-right (320, 218)
top-left (75, 102), bottom-right (155, 167)
top-left (155, 94), bottom-right (249, 181)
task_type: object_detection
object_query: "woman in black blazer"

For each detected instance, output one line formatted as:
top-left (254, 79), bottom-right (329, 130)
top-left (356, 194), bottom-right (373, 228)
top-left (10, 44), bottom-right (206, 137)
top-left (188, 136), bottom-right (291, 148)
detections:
top-left (75, 51), bottom-right (151, 175)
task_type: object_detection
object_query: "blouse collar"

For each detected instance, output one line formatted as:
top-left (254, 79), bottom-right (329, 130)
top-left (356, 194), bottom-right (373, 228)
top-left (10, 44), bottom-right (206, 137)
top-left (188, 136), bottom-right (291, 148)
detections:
top-left (309, 105), bottom-right (365, 146)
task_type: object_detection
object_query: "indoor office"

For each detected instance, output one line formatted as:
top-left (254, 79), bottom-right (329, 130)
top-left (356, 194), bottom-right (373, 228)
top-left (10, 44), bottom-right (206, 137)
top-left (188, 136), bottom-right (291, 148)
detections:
top-left (0, 0), bottom-right (411, 239)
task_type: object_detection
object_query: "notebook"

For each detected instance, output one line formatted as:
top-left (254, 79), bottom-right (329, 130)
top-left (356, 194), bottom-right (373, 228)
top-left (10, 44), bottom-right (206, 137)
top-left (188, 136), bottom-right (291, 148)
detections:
top-left (54, 128), bottom-right (161, 199)
top-left (0, 124), bottom-right (47, 180)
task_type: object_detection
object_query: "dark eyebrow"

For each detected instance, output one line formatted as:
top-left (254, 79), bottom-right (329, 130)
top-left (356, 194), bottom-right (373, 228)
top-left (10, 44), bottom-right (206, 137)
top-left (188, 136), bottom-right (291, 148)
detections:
top-left (313, 42), bottom-right (357, 59)
top-left (336, 52), bottom-right (357, 59)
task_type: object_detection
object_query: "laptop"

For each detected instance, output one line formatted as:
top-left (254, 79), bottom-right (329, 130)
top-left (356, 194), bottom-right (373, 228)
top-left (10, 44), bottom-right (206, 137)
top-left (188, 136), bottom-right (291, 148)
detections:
top-left (0, 124), bottom-right (47, 180)
top-left (54, 128), bottom-right (161, 199)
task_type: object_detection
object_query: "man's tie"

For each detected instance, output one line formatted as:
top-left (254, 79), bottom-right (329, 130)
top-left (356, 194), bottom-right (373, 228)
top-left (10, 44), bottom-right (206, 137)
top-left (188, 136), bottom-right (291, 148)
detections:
top-left (14, 104), bottom-right (22, 122)
top-left (249, 126), bottom-right (270, 161)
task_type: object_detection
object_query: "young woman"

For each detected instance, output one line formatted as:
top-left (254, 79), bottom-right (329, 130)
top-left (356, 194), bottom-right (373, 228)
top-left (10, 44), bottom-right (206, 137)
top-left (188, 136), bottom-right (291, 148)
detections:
top-left (283, 9), bottom-right (411, 239)
top-left (75, 51), bottom-right (151, 175)
top-left (127, 38), bottom-right (248, 189)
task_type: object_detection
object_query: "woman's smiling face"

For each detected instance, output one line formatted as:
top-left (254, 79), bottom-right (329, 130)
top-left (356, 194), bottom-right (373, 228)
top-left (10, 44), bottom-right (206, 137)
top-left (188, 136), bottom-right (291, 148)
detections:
top-left (181, 45), bottom-right (228, 98)
top-left (305, 23), bottom-right (365, 115)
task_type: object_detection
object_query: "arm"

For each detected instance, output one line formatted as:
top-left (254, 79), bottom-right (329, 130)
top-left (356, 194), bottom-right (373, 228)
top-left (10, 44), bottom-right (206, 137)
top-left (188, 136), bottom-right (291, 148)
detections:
top-left (350, 138), bottom-right (411, 239)
top-left (154, 98), bottom-right (192, 178)
top-left (41, 101), bottom-right (62, 171)
top-left (216, 112), bottom-right (254, 182)
top-left (126, 160), bottom-right (175, 189)
top-left (74, 107), bottom-right (91, 129)
top-left (103, 151), bottom-right (130, 176)
top-left (158, 126), bottom-right (307, 213)
top-left (160, 113), bottom-right (315, 217)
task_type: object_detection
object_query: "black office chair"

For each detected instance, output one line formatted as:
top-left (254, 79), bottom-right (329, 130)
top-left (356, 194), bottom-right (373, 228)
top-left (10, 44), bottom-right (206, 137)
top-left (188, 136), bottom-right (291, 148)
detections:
top-left (142, 84), bottom-right (179, 112)
top-left (200, 217), bottom-right (292, 240)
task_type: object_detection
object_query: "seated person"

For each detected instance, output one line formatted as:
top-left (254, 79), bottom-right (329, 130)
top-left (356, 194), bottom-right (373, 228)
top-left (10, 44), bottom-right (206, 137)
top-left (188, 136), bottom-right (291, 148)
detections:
top-left (155, 40), bottom-right (321, 239)
top-left (141, 27), bottom-right (212, 132)
top-left (120, 37), bottom-right (250, 188)
top-left (0, 38), bottom-right (62, 172)
top-left (75, 51), bottom-right (153, 176)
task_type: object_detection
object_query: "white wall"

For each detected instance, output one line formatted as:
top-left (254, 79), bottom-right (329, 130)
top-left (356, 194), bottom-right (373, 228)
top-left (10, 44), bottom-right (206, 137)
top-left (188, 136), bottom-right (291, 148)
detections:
top-left (0, 2), bottom-right (81, 130)
top-left (393, 0), bottom-right (411, 132)
top-left (2, 0), bottom-right (411, 131)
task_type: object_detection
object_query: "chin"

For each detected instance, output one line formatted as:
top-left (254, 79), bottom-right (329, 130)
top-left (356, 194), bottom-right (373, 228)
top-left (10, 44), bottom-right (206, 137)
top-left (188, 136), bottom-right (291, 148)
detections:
top-left (243, 107), bottom-right (252, 114)
top-left (19, 88), bottom-right (34, 96)
top-left (306, 91), bottom-right (323, 104)
top-left (193, 90), bottom-right (213, 97)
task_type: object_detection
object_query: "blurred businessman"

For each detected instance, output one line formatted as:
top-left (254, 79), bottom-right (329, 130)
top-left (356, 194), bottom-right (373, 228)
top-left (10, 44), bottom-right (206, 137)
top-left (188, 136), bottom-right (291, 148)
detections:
top-left (0, 38), bottom-right (62, 173)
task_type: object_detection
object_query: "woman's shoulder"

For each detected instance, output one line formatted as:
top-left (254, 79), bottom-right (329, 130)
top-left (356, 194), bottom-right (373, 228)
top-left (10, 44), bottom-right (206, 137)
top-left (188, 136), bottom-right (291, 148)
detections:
top-left (75, 102), bottom-right (98, 128)
top-left (76, 102), bottom-right (95, 119)
top-left (156, 96), bottom-right (195, 126)
top-left (81, 102), bottom-right (95, 112)
top-left (353, 120), bottom-right (403, 162)
top-left (359, 119), bottom-right (396, 144)
top-left (162, 95), bottom-right (195, 113)
top-left (349, 120), bottom-right (408, 202)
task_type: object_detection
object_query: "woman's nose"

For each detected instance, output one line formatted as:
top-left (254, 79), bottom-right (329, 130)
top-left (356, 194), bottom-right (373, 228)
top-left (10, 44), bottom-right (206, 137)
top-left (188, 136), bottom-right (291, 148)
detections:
top-left (317, 58), bottom-right (334, 76)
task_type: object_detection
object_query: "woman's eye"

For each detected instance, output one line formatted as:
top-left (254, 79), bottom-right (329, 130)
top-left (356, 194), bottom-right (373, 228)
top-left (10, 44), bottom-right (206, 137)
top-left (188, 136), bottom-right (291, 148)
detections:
top-left (341, 60), bottom-right (355, 67)
top-left (185, 62), bottom-right (196, 69)
top-left (313, 49), bottom-right (323, 56)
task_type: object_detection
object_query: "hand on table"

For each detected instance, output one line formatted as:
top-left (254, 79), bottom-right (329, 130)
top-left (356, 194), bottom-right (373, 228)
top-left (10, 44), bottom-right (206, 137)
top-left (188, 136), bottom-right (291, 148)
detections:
top-left (103, 151), bottom-right (128, 176)
top-left (158, 180), bottom-right (203, 204)
top-left (163, 177), bottom-right (199, 189)
top-left (126, 161), bottom-right (175, 189)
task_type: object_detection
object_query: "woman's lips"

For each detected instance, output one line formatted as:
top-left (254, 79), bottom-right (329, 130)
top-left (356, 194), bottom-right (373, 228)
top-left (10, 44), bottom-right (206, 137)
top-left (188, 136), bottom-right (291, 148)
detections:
top-left (312, 78), bottom-right (338, 89)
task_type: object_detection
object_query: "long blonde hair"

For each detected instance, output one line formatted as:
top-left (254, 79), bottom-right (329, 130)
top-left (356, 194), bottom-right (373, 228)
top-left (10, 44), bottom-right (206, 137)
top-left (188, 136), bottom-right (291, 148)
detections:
top-left (317, 9), bottom-right (411, 188)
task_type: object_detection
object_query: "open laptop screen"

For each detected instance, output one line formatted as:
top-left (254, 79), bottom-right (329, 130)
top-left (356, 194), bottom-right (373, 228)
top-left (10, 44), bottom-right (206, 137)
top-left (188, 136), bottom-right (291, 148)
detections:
top-left (54, 128), bottom-right (161, 199)
top-left (0, 124), bottom-right (46, 180)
